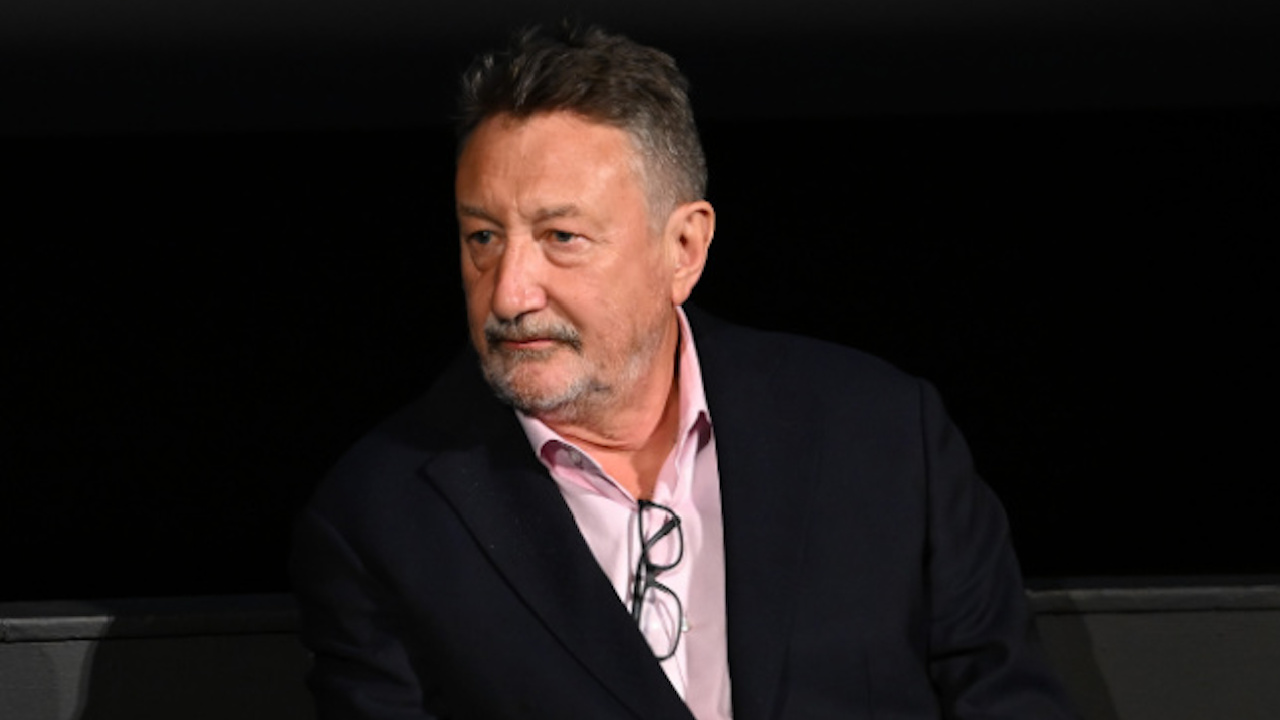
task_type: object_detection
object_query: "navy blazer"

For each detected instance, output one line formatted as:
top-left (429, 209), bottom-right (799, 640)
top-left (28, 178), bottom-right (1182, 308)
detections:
top-left (291, 309), bottom-right (1076, 719)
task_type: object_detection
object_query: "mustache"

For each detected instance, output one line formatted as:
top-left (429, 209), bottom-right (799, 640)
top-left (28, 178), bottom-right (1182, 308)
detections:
top-left (484, 317), bottom-right (582, 351)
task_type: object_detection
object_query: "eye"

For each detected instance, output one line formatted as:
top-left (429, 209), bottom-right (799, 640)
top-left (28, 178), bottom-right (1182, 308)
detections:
top-left (462, 229), bottom-right (502, 270)
top-left (541, 229), bottom-right (589, 263)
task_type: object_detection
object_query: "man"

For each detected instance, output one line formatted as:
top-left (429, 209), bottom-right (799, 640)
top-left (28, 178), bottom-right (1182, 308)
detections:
top-left (291, 24), bottom-right (1077, 720)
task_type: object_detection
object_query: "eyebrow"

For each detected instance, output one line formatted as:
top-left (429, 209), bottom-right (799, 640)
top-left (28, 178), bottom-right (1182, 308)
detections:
top-left (456, 204), bottom-right (582, 225)
top-left (457, 204), bottom-right (499, 224)
top-left (531, 205), bottom-right (581, 223)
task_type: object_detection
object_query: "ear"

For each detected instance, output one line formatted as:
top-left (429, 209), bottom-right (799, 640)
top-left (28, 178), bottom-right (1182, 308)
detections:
top-left (664, 200), bottom-right (715, 306)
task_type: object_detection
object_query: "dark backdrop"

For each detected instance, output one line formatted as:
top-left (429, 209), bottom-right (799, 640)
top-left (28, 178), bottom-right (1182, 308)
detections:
top-left (4, 0), bottom-right (1278, 601)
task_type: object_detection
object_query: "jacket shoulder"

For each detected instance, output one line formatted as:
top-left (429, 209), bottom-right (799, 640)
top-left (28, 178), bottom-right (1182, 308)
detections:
top-left (688, 307), bottom-right (925, 410)
top-left (303, 347), bottom-right (508, 522)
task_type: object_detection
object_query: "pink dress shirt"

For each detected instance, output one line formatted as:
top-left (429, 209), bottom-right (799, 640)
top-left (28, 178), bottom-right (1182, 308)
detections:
top-left (517, 307), bottom-right (733, 720)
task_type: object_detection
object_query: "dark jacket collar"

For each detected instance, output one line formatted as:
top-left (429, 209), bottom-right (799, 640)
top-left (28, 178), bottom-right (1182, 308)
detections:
top-left (687, 307), bottom-right (817, 720)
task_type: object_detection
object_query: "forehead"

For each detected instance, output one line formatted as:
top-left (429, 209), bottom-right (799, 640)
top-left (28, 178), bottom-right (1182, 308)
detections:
top-left (456, 112), bottom-right (651, 218)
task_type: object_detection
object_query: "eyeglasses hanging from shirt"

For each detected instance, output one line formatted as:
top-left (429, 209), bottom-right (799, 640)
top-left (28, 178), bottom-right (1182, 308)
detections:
top-left (630, 499), bottom-right (686, 661)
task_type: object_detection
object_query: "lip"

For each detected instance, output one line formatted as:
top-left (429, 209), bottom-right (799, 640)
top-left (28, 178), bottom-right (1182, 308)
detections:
top-left (498, 338), bottom-right (558, 351)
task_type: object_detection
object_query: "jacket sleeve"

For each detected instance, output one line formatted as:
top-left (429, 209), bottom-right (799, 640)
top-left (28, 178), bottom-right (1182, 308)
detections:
top-left (917, 379), bottom-right (1079, 719)
top-left (291, 507), bottom-right (438, 720)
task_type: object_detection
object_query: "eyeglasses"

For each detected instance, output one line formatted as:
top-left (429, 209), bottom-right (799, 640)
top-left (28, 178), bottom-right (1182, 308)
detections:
top-left (630, 499), bottom-right (685, 661)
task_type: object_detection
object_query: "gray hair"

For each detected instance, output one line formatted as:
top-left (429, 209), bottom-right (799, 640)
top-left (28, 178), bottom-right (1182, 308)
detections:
top-left (456, 23), bottom-right (707, 218)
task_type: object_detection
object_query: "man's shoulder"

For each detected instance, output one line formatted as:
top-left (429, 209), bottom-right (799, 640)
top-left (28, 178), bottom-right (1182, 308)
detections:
top-left (688, 306), bottom-right (922, 400)
top-left (304, 347), bottom-right (507, 518)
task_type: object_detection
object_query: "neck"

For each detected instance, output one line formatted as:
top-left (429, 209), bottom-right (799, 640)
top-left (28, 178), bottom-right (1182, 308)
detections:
top-left (540, 315), bottom-right (682, 500)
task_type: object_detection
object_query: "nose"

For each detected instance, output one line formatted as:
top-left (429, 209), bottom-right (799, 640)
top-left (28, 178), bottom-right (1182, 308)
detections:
top-left (490, 236), bottom-right (548, 322)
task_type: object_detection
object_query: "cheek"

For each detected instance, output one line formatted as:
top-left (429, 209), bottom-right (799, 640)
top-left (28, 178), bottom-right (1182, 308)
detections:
top-left (625, 255), bottom-right (674, 312)
top-left (462, 276), bottom-right (491, 337)
top-left (461, 259), bottom-right (489, 302)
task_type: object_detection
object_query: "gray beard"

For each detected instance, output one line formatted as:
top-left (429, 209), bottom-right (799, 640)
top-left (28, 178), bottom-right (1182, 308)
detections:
top-left (479, 316), bottom-right (601, 419)
top-left (480, 349), bottom-right (610, 422)
top-left (476, 307), bottom-right (672, 425)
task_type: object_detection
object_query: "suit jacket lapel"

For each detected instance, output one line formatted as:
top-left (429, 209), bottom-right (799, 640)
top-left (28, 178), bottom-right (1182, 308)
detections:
top-left (419, 360), bottom-right (694, 720)
top-left (690, 309), bottom-right (818, 720)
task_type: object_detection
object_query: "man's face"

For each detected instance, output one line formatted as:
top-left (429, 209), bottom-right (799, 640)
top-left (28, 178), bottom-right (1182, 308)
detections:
top-left (456, 112), bottom-right (679, 422)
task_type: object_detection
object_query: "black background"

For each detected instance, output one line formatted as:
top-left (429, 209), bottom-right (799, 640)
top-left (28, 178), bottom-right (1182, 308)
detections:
top-left (4, 0), bottom-right (1278, 601)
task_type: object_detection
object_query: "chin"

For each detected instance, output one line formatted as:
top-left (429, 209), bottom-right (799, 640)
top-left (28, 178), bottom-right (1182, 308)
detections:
top-left (497, 384), bottom-right (589, 419)
top-left (483, 361), bottom-right (583, 414)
